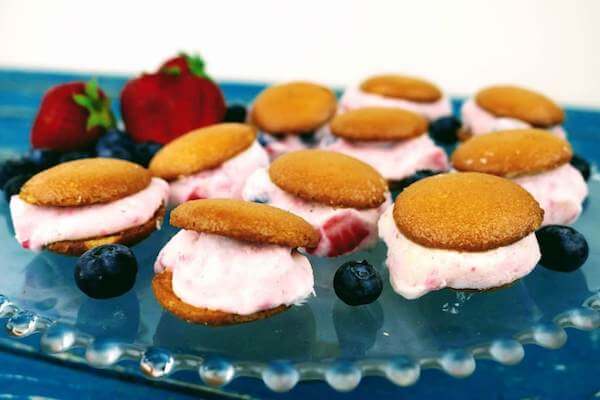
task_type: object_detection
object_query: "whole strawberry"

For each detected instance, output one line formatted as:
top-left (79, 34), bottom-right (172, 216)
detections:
top-left (121, 53), bottom-right (226, 144)
top-left (31, 80), bottom-right (114, 151)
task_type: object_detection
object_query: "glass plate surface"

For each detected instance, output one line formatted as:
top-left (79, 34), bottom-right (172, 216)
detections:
top-left (0, 70), bottom-right (598, 393)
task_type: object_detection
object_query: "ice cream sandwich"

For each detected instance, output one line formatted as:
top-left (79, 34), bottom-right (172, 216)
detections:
top-left (243, 150), bottom-right (391, 257)
top-left (10, 158), bottom-right (168, 255)
top-left (321, 107), bottom-right (448, 184)
top-left (153, 199), bottom-right (318, 326)
top-left (452, 129), bottom-right (587, 225)
top-left (149, 123), bottom-right (268, 205)
top-left (339, 74), bottom-right (453, 122)
top-left (378, 172), bottom-right (543, 299)
top-left (250, 81), bottom-right (337, 159)
top-left (460, 85), bottom-right (566, 139)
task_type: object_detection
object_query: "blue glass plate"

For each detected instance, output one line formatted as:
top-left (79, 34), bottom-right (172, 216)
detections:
top-left (0, 70), bottom-right (598, 393)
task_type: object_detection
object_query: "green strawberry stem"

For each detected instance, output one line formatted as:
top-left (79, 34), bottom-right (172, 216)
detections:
top-left (72, 79), bottom-right (115, 131)
top-left (182, 53), bottom-right (209, 79)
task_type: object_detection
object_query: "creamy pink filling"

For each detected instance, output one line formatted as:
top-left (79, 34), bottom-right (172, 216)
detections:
top-left (513, 163), bottom-right (587, 226)
top-left (168, 141), bottom-right (268, 205)
top-left (261, 134), bottom-right (311, 160)
top-left (461, 98), bottom-right (567, 138)
top-left (242, 168), bottom-right (391, 257)
top-left (338, 85), bottom-right (452, 121)
top-left (378, 206), bottom-right (541, 299)
top-left (10, 178), bottom-right (169, 251)
top-left (321, 130), bottom-right (449, 181)
top-left (154, 230), bottom-right (314, 315)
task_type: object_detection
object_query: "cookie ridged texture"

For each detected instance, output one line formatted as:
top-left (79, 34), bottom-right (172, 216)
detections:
top-left (170, 199), bottom-right (319, 248)
top-left (452, 129), bottom-right (573, 177)
top-left (330, 107), bottom-right (428, 141)
top-left (269, 150), bottom-right (387, 209)
top-left (360, 74), bottom-right (442, 103)
top-left (475, 85), bottom-right (564, 127)
top-left (250, 81), bottom-right (337, 134)
top-left (45, 204), bottom-right (165, 256)
top-left (149, 123), bottom-right (256, 180)
top-left (152, 271), bottom-right (289, 326)
top-left (19, 158), bottom-right (151, 207)
top-left (393, 172), bottom-right (543, 251)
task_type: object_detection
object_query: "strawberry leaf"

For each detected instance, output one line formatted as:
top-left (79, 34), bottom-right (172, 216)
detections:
top-left (183, 53), bottom-right (209, 79)
top-left (162, 66), bottom-right (181, 76)
top-left (72, 80), bottom-right (115, 131)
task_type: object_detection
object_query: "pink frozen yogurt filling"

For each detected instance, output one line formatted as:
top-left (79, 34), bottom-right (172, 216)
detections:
top-left (461, 98), bottom-right (567, 138)
top-left (339, 85), bottom-right (452, 121)
top-left (10, 177), bottom-right (169, 251)
top-left (378, 206), bottom-right (541, 299)
top-left (168, 141), bottom-right (268, 205)
top-left (513, 163), bottom-right (588, 226)
top-left (154, 230), bottom-right (314, 315)
top-left (242, 168), bottom-right (391, 257)
top-left (321, 130), bottom-right (449, 181)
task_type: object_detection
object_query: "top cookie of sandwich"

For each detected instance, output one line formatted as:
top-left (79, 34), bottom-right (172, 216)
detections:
top-left (393, 172), bottom-right (543, 252)
top-left (149, 123), bottom-right (256, 181)
top-left (250, 82), bottom-right (337, 134)
top-left (452, 129), bottom-right (572, 177)
top-left (20, 158), bottom-right (151, 207)
top-left (475, 85), bottom-right (564, 127)
top-left (269, 150), bottom-right (387, 209)
top-left (330, 107), bottom-right (428, 141)
top-left (360, 74), bottom-right (442, 103)
top-left (170, 199), bottom-right (319, 249)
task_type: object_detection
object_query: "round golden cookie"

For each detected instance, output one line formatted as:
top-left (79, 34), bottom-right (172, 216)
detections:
top-left (330, 107), bottom-right (428, 141)
top-left (360, 74), bottom-right (442, 103)
top-left (149, 123), bottom-right (256, 181)
top-left (452, 129), bottom-right (572, 178)
top-left (170, 199), bottom-right (319, 249)
top-left (475, 85), bottom-right (564, 127)
top-left (393, 172), bottom-right (543, 252)
top-left (46, 205), bottom-right (166, 256)
top-left (250, 81), bottom-right (337, 134)
top-left (152, 270), bottom-right (289, 326)
top-left (20, 158), bottom-right (151, 207)
top-left (269, 150), bottom-right (387, 209)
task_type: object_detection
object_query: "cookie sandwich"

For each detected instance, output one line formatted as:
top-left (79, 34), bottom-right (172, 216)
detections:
top-left (460, 85), bottom-right (566, 139)
top-left (378, 172), bottom-right (543, 299)
top-left (149, 123), bottom-right (268, 205)
top-left (10, 158), bottom-right (168, 255)
top-left (452, 129), bottom-right (587, 226)
top-left (250, 81), bottom-right (337, 159)
top-left (243, 150), bottom-right (391, 257)
top-left (153, 199), bottom-right (318, 326)
top-left (321, 107), bottom-right (448, 184)
top-left (338, 74), bottom-right (452, 122)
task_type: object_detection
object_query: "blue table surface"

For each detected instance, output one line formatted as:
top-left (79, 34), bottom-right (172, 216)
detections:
top-left (0, 68), bottom-right (599, 400)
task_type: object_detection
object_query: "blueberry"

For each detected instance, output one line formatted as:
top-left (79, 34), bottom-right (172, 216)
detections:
top-left (333, 260), bottom-right (383, 306)
top-left (429, 116), bottom-right (461, 144)
top-left (75, 244), bottom-right (138, 299)
top-left (535, 225), bottom-right (589, 272)
top-left (223, 104), bottom-right (247, 123)
top-left (25, 149), bottom-right (60, 170)
top-left (257, 133), bottom-right (271, 147)
top-left (59, 150), bottom-right (95, 163)
top-left (96, 145), bottom-right (134, 161)
top-left (97, 129), bottom-right (135, 151)
top-left (395, 170), bottom-right (441, 192)
top-left (299, 132), bottom-right (318, 145)
top-left (3, 173), bottom-right (34, 202)
top-left (570, 154), bottom-right (591, 181)
top-left (0, 158), bottom-right (39, 187)
top-left (133, 141), bottom-right (161, 167)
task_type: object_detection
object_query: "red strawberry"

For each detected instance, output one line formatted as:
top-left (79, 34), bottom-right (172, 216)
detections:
top-left (31, 80), bottom-right (114, 151)
top-left (121, 54), bottom-right (226, 144)
top-left (159, 53), bottom-right (207, 77)
top-left (320, 214), bottom-right (371, 257)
